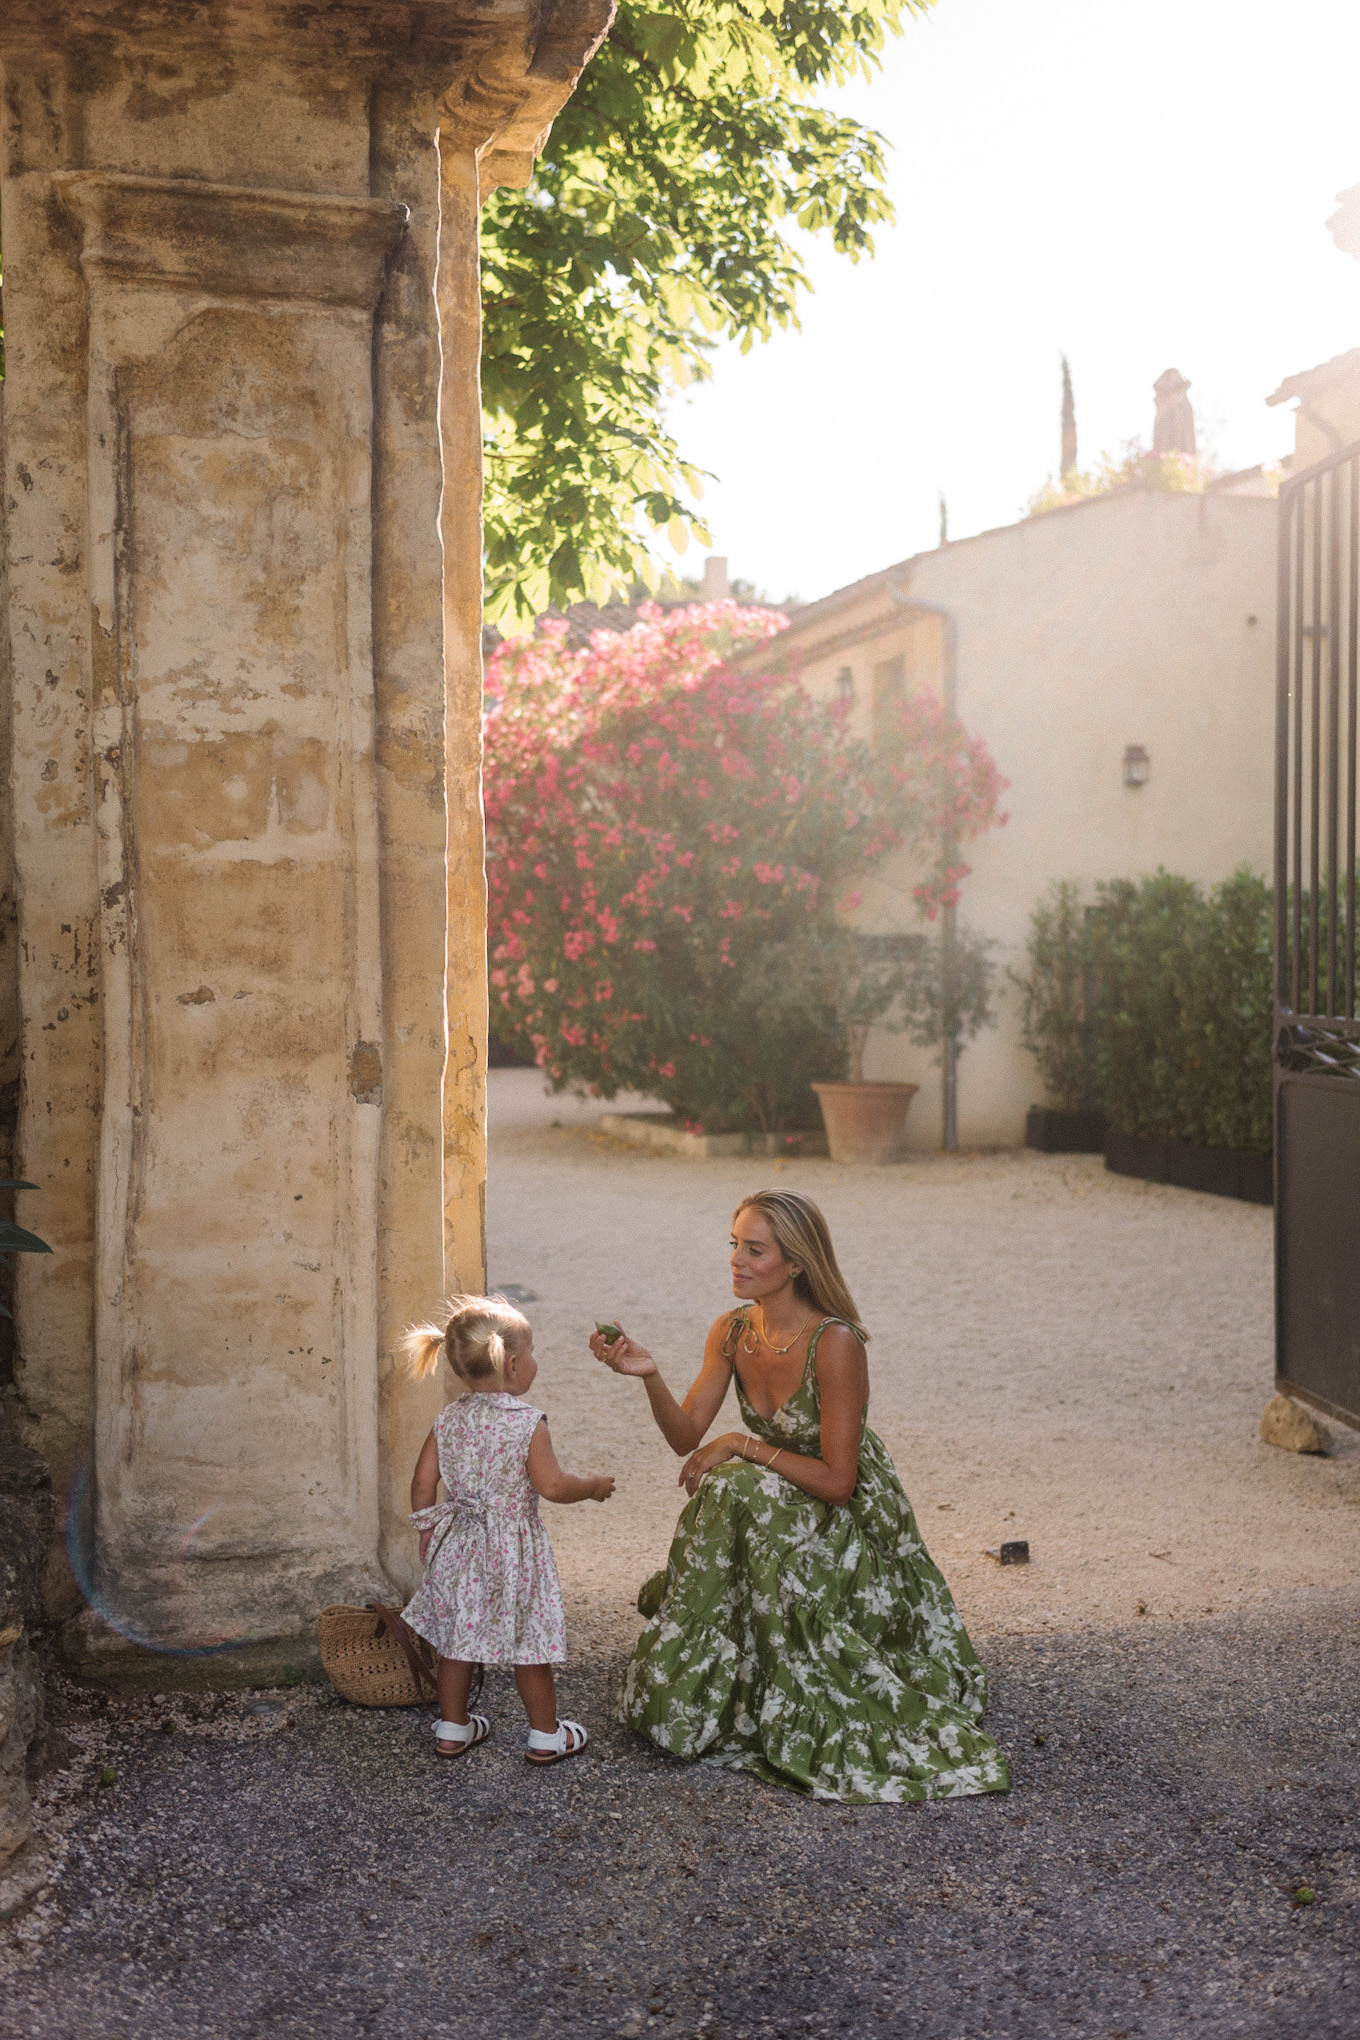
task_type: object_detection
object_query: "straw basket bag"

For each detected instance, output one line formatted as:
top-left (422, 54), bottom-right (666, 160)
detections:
top-left (316, 1603), bottom-right (438, 1707)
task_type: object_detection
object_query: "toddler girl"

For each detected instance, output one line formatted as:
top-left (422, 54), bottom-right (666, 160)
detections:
top-left (401, 1293), bottom-right (614, 1763)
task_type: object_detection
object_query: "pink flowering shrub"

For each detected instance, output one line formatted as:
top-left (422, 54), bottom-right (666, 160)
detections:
top-left (484, 602), bottom-right (1005, 1132)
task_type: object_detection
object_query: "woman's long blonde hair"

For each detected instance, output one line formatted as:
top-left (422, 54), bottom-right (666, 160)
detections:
top-left (733, 1190), bottom-right (868, 1340)
top-left (403, 1293), bottom-right (531, 1388)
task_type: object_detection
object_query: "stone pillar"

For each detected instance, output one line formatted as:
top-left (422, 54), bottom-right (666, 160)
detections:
top-left (0, 1), bottom-right (611, 1682)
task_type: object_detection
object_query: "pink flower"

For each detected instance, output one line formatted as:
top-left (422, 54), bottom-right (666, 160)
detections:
top-left (482, 606), bottom-right (1004, 1106)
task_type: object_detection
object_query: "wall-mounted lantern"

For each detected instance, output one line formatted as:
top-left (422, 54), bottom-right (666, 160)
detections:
top-left (1123, 744), bottom-right (1150, 788)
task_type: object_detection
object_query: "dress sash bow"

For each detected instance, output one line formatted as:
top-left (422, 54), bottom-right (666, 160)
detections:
top-left (409, 1492), bottom-right (539, 1529)
top-left (409, 1492), bottom-right (540, 1572)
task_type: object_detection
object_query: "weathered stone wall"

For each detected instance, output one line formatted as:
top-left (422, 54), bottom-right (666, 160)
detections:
top-left (0, 0), bottom-right (611, 1681)
top-left (0, 378), bottom-right (20, 1376)
top-left (0, 1392), bottom-right (54, 1911)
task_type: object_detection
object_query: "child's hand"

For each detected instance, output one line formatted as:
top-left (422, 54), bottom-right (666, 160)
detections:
top-left (588, 1475), bottom-right (616, 1502)
top-left (419, 1530), bottom-right (433, 1562)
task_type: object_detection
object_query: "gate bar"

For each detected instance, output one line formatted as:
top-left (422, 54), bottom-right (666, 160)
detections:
top-left (1275, 486), bottom-right (1293, 1007)
top-left (1292, 486), bottom-right (1305, 1011)
top-left (1310, 473), bottom-right (1322, 1016)
top-left (1328, 461), bottom-right (1342, 1019)
top-left (1349, 456), bottom-right (1358, 1019)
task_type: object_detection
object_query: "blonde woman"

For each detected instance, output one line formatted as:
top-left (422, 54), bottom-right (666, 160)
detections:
top-left (590, 1190), bottom-right (1009, 1803)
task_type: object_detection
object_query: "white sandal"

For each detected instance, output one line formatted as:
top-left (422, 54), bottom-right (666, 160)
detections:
top-left (433, 1713), bottom-right (490, 1759)
top-left (525, 1717), bottom-right (588, 1766)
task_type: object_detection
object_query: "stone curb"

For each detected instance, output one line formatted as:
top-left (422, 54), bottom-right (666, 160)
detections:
top-left (596, 1112), bottom-right (828, 1160)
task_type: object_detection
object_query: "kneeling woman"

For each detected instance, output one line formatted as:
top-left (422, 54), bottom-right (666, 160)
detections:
top-left (590, 1189), bottom-right (1009, 1804)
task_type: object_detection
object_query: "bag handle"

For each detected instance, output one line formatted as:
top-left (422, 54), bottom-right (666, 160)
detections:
top-left (366, 1603), bottom-right (438, 1699)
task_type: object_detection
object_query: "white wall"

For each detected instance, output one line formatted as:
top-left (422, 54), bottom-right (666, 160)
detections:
top-left (790, 490), bottom-right (1278, 1146)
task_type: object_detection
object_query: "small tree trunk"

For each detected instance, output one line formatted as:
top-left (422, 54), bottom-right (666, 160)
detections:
top-left (847, 1024), bottom-right (869, 1086)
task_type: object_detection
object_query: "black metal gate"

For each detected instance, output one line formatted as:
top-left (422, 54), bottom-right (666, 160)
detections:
top-left (1275, 439), bottom-right (1360, 1429)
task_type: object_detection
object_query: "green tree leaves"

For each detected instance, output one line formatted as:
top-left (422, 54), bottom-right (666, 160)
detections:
top-left (1011, 880), bottom-right (1099, 1113)
top-left (1014, 870), bottom-right (1274, 1151)
top-left (483, 600), bottom-right (1003, 1132)
top-left (480, 2), bottom-right (924, 619)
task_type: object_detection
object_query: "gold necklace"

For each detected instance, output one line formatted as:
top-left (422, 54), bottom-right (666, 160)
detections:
top-left (755, 1305), bottom-right (813, 1356)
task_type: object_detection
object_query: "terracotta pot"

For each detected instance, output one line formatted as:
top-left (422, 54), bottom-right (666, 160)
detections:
top-left (811, 1081), bottom-right (919, 1165)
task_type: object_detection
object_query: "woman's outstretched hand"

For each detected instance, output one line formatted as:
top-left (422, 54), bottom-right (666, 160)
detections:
top-left (678, 1433), bottom-right (747, 1496)
top-left (589, 1326), bottom-right (658, 1379)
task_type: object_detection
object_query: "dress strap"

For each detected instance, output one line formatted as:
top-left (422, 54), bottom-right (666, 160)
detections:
top-left (806, 1316), bottom-right (868, 1368)
top-left (720, 1309), bottom-right (751, 1362)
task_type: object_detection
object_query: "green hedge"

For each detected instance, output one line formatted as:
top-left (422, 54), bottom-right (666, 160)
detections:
top-left (1015, 869), bottom-right (1273, 1154)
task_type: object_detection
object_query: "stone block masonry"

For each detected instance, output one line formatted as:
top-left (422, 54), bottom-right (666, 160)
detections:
top-left (0, 0), bottom-right (613, 1684)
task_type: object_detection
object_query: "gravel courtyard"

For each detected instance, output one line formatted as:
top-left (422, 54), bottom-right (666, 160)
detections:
top-left (484, 1074), bottom-right (1360, 1653)
top-left (4, 1069), bottom-right (1358, 2039)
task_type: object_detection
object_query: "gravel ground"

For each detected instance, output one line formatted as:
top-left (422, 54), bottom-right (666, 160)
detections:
top-left (485, 1072), bottom-right (1360, 1653)
top-left (4, 1612), bottom-right (1358, 2039)
top-left (4, 1070), bottom-right (1358, 2036)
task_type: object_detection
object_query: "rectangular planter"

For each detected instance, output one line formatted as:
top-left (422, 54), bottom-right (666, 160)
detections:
top-left (1104, 1129), bottom-right (1272, 1205)
top-left (1025, 1106), bottom-right (1106, 1154)
top-left (597, 1112), bottom-right (828, 1160)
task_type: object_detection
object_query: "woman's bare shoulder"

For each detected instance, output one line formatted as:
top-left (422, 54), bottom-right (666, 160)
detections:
top-left (813, 1322), bottom-right (869, 1370)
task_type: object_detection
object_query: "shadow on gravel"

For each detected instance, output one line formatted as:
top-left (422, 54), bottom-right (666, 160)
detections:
top-left (4, 1611), bottom-right (1358, 2040)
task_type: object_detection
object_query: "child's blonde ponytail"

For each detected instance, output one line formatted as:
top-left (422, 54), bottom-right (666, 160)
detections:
top-left (403, 1294), bottom-right (529, 1388)
top-left (403, 1323), bottom-right (450, 1381)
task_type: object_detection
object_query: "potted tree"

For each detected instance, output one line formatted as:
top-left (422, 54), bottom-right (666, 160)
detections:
top-left (811, 934), bottom-right (923, 1164)
top-left (812, 926), bottom-right (999, 1162)
top-left (1011, 880), bottom-right (1105, 1152)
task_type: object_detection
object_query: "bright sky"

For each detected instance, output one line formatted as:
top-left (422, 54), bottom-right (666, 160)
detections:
top-left (666, 0), bottom-right (1360, 607)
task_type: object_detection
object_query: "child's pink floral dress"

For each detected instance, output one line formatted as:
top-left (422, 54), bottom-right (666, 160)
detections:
top-left (402, 1393), bottom-right (567, 1666)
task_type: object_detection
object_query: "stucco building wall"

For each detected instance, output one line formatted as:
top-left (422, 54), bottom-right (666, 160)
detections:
top-left (754, 490), bottom-right (1277, 1149)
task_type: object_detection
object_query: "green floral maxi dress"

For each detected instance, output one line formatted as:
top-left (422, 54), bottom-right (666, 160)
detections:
top-left (619, 1317), bottom-right (1010, 1804)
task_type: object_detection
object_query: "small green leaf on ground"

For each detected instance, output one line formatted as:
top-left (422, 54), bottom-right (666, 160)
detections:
top-left (98, 1766), bottom-right (117, 1787)
top-left (1293, 1885), bottom-right (1317, 1905)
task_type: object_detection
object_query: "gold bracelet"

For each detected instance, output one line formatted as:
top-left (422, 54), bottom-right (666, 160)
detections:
top-left (767, 1448), bottom-right (783, 1473)
top-left (741, 1437), bottom-right (752, 1462)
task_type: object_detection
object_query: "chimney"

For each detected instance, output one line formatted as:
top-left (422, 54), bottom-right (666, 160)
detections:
top-left (1152, 368), bottom-right (1196, 458)
top-left (701, 556), bottom-right (731, 601)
